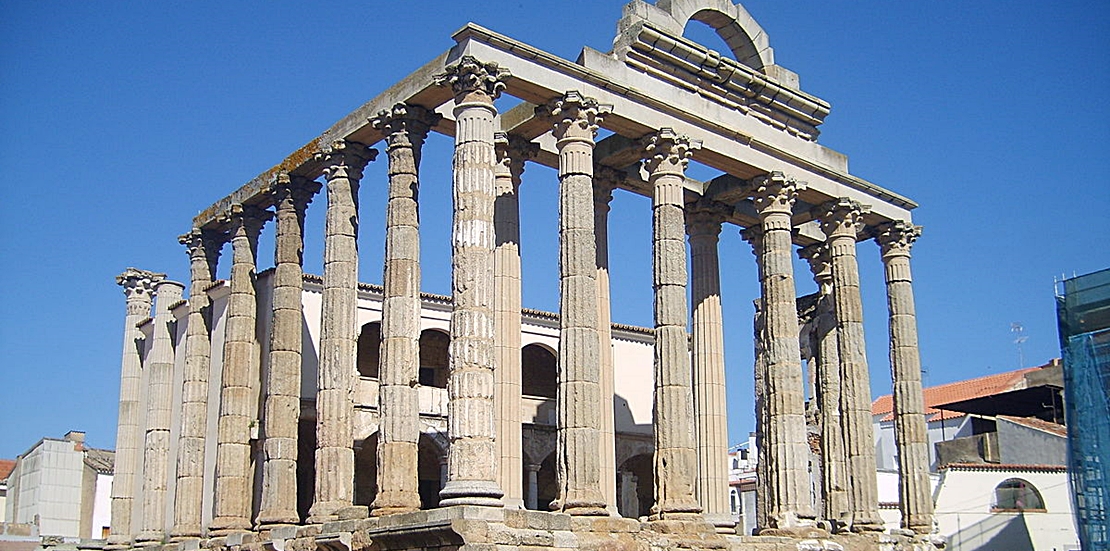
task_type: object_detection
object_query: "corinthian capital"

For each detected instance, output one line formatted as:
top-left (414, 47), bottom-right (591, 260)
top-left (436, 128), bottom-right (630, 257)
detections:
top-left (874, 220), bottom-right (922, 259)
top-left (798, 242), bottom-right (833, 288)
top-left (685, 201), bottom-right (727, 240)
top-left (117, 268), bottom-right (166, 312)
top-left (749, 172), bottom-right (804, 218)
top-left (434, 56), bottom-right (510, 101)
top-left (540, 91), bottom-right (611, 142)
top-left (494, 132), bottom-right (538, 184)
top-left (220, 203), bottom-right (271, 238)
top-left (816, 198), bottom-right (869, 241)
top-left (179, 227), bottom-right (224, 271)
top-left (270, 172), bottom-right (321, 213)
top-left (315, 140), bottom-right (377, 182)
top-left (641, 128), bottom-right (701, 176)
top-left (370, 103), bottom-right (441, 150)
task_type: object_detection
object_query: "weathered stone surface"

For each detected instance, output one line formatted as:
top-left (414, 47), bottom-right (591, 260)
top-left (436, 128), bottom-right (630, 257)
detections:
top-left (748, 173), bottom-right (815, 530)
top-left (110, 268), bottom-right (164, 547)
top-left (686, 203), bottom-right (734, 533)
top-left (311, 141), bottom-right (376, 523)
top-left (642, 129), bottom-right (702, 520)
top-left (435, 56), bottom-right (507, 508)
top-left (874, 221), bottom-right (934, 534)
top-left (258, 174), bottom-right (319, 527)
top-left (817, 199), bottom-right (882, 533)
top-left (137, 279), bottom-right (185, 543)
top-left (591, 169), bottom-right (619, 515)
top-left (212, 204), bottom-right (269, 535)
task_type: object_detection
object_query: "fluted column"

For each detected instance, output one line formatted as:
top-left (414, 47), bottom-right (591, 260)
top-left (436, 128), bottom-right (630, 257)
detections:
top-left (749, 173), bottom-right (814, 529)
top-left (817, 198), bottom-right (882, 532)
top-left (172, 230), bottom-right (222, 539)
top-left (593, 167), bottom-right (619, 514)
top-left (310, 141), bottom-right (376, 523)
top-left (642, 128), bottom-right (702, 520)
top-left (434, 56), bottom-right (509, 507)
top-left (687, 203), bottom-right (733, 532)
top-left (799, 243), bottom-right (849, 526)
top-left (875, 221), bottom-right (933, 534)
top-left (210, 204), bottom-right (269, 534)
top-left (493, 132), bottom-right (536, 509)
top-left (257, 174), bottom-right (319, 527)
top-left (544, 91), bottom-right (611, 515)
top-left (136, 279), bottom-right (185, 542)
top-left (740, 227), bottom-right (769, 534)
top-left (369, 104), bottom-right (437, 516)
top-left (109, 268), bottom-right (164, 547)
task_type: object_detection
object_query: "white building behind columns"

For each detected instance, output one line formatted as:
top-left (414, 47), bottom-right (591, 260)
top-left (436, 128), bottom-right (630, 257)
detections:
top-left (3, 432), bottom-right (113, 540)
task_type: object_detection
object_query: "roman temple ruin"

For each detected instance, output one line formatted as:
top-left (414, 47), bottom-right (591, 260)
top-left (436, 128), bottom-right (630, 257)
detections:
top-left (109, 1), bottom-right (940, 549)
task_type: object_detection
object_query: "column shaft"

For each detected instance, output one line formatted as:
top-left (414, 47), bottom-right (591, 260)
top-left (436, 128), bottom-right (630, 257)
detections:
top-left (310, 141), bottom-right (375, 523)
top-left (593, 171), bottom-right (618, 513)
top-left (493, 133), bottom-right (535, 509)
top-left (877, 222), bottom-right (934, 534)
top-left (741, 228), bottom-right (769, 534)
top-left (687, 205), bottom-right (733, 532)
top-left (210, 205), bottom-right (268, 534)
top-left (257, 174), bottom-right (318, 526)
top-left (435, 56), bottom-right (508, 507)
top-left (643, 129), bottom-right (701, 519)
top-left (370, 104), bottom-right (436, 516)
top-left (109, 269), bottom-right (163, 547)
top-left (819, 199), bottom-right (882, 531)
top-left (136, 280), bottom-right (185, 542)
top-left (800, 244), bottom-right (849, 525)
top-left (749, 173), bottom-right (814, 529)
top-left (172, 231), bottom-right (220, 539)
top-left (546, 92), bottom-right (610, 515)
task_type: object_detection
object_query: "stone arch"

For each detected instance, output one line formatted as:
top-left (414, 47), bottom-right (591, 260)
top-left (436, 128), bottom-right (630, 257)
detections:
top-left (614, 0), bottom-right (774, 71)
top-left (418, 328), bottom-right (450, 388)
top-left (992, 478), bottom-right (1046, 512)
top-left (353, 432), bottom-right (380, 507)
top-left (521, 342), bottom-right (557, 399)
top-left (418, 430), bottom-right (448, 509)
top-left (616, 453), bottom-right (654, 519)
top-left (356, 321), bottom-right (381, 378)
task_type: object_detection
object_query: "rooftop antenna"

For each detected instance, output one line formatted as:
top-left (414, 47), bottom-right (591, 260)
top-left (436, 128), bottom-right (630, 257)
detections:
top-left (1011, 322), bottom-right (1028, 368)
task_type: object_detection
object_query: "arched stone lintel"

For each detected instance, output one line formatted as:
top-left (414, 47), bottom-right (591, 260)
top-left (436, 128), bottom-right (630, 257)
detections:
top-left (614, 0), bottom-right (774, 71)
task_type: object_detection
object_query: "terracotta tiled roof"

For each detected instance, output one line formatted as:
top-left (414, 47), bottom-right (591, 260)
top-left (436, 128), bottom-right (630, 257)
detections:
top-left (0, 459), bottom-right (15, 481)
top-left (998, 415), bottom-right (1068, 437)
top-left (872, 365), bottom-right (1044, 422)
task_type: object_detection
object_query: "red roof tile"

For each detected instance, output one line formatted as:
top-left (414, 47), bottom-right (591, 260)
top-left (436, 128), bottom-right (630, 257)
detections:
top-left (872, 364), bottom-right (1047, 422)
top-left (998, 415), bottom-right (1068, 437)
top-left (0, 459), bottom-right (15, 481)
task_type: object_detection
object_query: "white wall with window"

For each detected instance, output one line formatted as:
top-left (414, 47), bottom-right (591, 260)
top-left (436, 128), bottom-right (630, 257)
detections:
top-left (933, 465), bottom-right (1079, 551)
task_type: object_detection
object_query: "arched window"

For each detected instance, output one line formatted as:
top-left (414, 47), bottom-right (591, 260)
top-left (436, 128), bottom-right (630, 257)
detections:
top-left (992, 478), bottom-right (1045, 512)
top-left (418, 329), bottom-right (449, 388)
top-left (356, 322), bottom-right (381, 379)
top-left (521, 344), bottom-right (557, 399)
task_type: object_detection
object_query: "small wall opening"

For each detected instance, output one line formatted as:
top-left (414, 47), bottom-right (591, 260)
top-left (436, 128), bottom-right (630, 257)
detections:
top-left (521, 343), bottom-right (557, 399)
top-left (357, 321), bottom-right (381, 379)
top-left (419, 329), bottom-right (449, 388)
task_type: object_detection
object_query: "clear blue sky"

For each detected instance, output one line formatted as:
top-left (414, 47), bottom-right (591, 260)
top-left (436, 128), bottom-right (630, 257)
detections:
top-left (1, 1), bottom-right (1107, 459)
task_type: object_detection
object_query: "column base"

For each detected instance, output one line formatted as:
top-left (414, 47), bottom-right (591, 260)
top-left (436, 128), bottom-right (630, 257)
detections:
top-left (134, 530), bottom-right (166, 544)
top-left (208, 516), bottom-right (252, 536)
top-left (439, 480), bottom-right (504, 507)
top-left (255, 510), bottom-right (300, 528)
top-left (169, 526), bottom-right (203, 542)
top-left (703, 512), bottom-right (737, 534)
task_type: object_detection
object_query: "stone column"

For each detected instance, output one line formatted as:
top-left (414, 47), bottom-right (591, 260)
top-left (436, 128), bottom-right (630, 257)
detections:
top-left (817, 198), bottom-right (882, 532)
top-left (493, 132), bottom-right (536, 510)
top-left (136, 279), bottom-right (185, 542)
top-left (748, 173), bottom-right (814, 529)
top-left (369, 104), bottom-right (437, 516)
top-left (257, 173), bottom-right (319, 527)
top-left (686, 203), bottom-right (733, 532)
top-left (524, 464), bottom-right (540, 511)
top-left (593, 167), bottom-right (620, 514)
top-left (799, 243), bottom-right (849, 526)
top-left (434, 55), bottom-right (509, 507)
top-left (740, 228), bottom-right (770, 534)
top-left (210, 204), bottom-right (268, 535)
top-left (172, 230), bottom-right (221, 539)
top-left (310, 141), bottom-right (376, 523)
top-left (875, 221), bottom-right (934, 534)
top-left (642, 128), bottom-right (702, 520)
top-left (546, 91), bottom-right (610, 516)
top-left (109, 268), bottom-right (163, 547)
